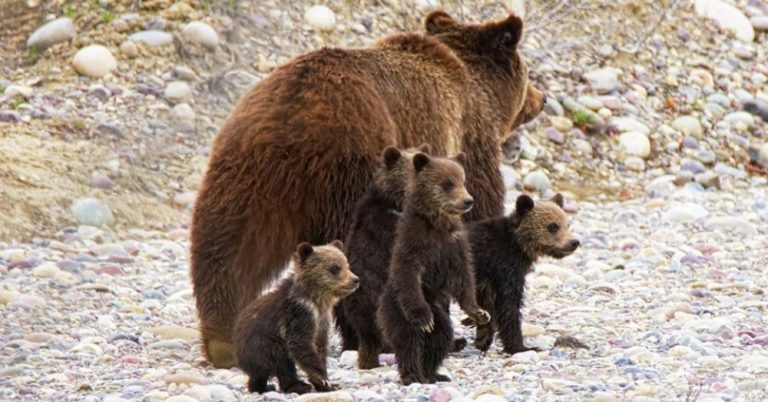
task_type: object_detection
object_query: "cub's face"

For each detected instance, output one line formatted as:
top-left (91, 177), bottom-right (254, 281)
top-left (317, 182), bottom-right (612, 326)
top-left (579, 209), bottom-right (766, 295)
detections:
top-left (377, 144), bottom-right (432, 207)
top-left (412, 152), bottom-right (474, 216)
top-left (514, 194), bottom-right (580, 259)
top-left (296, 241), bottom-right (359, 298)
top-left (423, 11), bottom-right (545, 133)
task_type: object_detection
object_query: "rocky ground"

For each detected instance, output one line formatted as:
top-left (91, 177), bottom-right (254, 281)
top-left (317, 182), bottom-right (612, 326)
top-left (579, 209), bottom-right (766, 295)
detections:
top-left (1, 0), bottom-right (768, 401)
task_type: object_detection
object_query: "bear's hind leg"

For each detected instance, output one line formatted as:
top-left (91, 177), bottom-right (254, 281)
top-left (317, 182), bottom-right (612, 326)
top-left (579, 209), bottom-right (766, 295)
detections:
top-left (276, 357), bottom-right (311, 394)
top-left (422, 306), bottom-right (453, 383)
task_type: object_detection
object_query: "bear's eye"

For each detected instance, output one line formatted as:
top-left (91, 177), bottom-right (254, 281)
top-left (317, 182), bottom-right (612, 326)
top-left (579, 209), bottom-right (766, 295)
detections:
top-left (329, 265), bottom-right (341, 276)
top-left (441, 180), bottom-right (454, 192)
top-left (547, 223), bottom-right (560, 233)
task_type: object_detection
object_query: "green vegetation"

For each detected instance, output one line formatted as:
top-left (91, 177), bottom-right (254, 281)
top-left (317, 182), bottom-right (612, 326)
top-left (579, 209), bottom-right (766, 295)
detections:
top-left (10, 97), bottom-right (26, 109)
top-left (63, 3), bottom-right (75, 18)
top-left (101, 10), bottom-right (115, 22)
top-left (572, 109), bottom-right (597, 126)
top-left (28, 45), bottom-right (41, 64)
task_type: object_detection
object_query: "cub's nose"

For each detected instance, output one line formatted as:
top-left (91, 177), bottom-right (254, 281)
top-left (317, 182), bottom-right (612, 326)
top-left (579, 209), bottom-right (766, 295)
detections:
top-left (569, 239), bottom-right (581, 250)
top-left (542, 95), bottom-right (548, 105)
top-left (463, 198), bottom-right (475, 209)
top-left (351, 276), bottom-right (360, 285)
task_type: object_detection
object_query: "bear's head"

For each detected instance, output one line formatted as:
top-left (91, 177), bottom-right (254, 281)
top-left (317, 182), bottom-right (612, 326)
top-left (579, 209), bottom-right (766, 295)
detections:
top-left (512, 194), bottom-right (580, 260)
top-left (294, 241), bottom-right (359, 299)
top-left (409, 152), bottom-right (474, 218)
top-left (377, 144), bottom-right (432, 209)
top-left (424, 11), bottom-right (545, 133)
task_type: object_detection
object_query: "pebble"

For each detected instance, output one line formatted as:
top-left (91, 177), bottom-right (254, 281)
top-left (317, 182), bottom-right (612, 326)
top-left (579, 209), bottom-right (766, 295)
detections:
top-left (72, 45), bottom-right (117, 78)
top-left (724, 111), bottom-right (755, 129)
top-left (624, 156), bottom-right (646, 171)
top-left (612, 117), bottom-right (650, 134)
top-left (749, 143), bottom-right (768, 169)
top-left (172, 103), bottom-right (196, 124)
top-left (173, 191), bottom-right (196, 206)
top-left (752, 16), bottom-right (768, 32)
top-left (522, 323), bottom-right (545, 337)
top-left (584, 67), bottom-right (622, 94)
top-left (295, 391), bottom-right (354, 402)
top-left (165, 372), bottom-right (209, 385)
top-left (146, 325), bottom-right (199, 340)
top-left (619, 132), bottom-right (651, 158)
top-left (577, 95), bottom-right (604, 110)
top-left (128, 30), bottom-right (173, 47)
top-left (671, 116), bottom-right (702, 138)
top-left (27, 17), bottom-right (75, 49)
top-left (523, 170), bottom-right (551, 192)
top-left (30, 262), bottom-right (61, 278)
top-left (164, 81), bottom-right (193, 104)
top-left (70, 198), bottom-right (114, 226)
top-left (0, 110), bottom-right (21, 122)
top-left (90, 172), bottom-right (115, 189)
top-left (182, 21), bottom-right (220, 50)
top-left (119, 40), bottom-right (139, 58)
top-left (304, 5), bottom-right (336, 32)
top-left (694, 0), bottom-right (755, 42)
top-left (546, 127), bottom-right (565, 144)
top-left (743, 100), bottom-right (768, 122)
top-left (549, 116), bottom-right (573, 132)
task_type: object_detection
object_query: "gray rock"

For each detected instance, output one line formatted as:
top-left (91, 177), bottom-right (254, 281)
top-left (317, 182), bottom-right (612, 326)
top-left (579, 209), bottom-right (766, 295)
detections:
top-left (523, 170), bottom-right (551, 192)
top-left (612, 117), bottom-right (649, 134)
top-left (752, 16), bottom-right (768, 32)
top-left (671, 116), bottom-right (702, 138)
top-left (706, 93), bottom-right (730, 107)
top-left (749, 143), bottom-right (768, 169)
top-left (128, 30), bottom-right (173, 47)
top-left (681, 159), bottom-right (706, 174)
top-left (181, 21), bottom-right (219, 50)
top-left (70, 198), bottom-right (114, 226)
top-left (734, 89), bottom-right (754, 103)
top-left (89, 85), bottom-right (111, 102)
top-left (90, 172), bottom-right (114, 189)
top-left (624, 156), bottom-right (646, 171)
top-left (694, 150), bottom-right (717, 165)
top-left (577, 95), bottom-right (604, 110)
top-left (724, 112), bottom-right (755, 129)
top-left (0, 111), bottom-right (21, 122)
top-left (546, 127), bottom-right (564, 144)
top-left (584, 67), bottom-right (622, 94)
top-left (743, 100), bottom-right (768, 122)
top-left (95, 122), bottom-right (125, 138)
top-left (544, 96), bottom-right (564, 116)
top-left (695, 171), bottom-right (720, 188)
top-left (173, 66), bottom-right (197, 81)
top-left (172, 103), bottom-right (195, 124)
top-left (164, 81), bottom-right (192, 104)
top-left (27, 18), bottom-right (76, 49)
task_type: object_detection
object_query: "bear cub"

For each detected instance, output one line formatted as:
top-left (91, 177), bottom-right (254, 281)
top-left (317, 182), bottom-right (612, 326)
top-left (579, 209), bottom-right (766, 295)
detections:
top-left (464, 193), bottom-right (580, 354)
top-left (234, 241), bottom-right (359, 394)
top-left (334, 144), bottom-right (429, 368)
top-left (377, 152), bottom-right (490, 385)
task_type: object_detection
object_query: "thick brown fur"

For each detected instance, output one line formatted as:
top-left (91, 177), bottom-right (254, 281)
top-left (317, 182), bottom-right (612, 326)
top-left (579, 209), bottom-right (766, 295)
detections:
top-left (463, 194), bottom-right (579, 354)
top-left (191, 11), bottom-right (544, 367)
top-left (377, 153), bottom-right (490, 385)
top-left (234, 241), bottom-right (358, 394)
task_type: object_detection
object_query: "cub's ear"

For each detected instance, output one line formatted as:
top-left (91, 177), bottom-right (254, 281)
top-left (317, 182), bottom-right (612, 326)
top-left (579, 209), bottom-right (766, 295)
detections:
top-left (453, 152), bottom-right (467, 166)
top-left (383, 147), bottom-right (402, 170)
top-left (330, 239), bottom-right (344, 251)
top-left (413, 153), bottom-right (430, 172)
top-left (296, 242), bottom-right (314, 263)
top-left (550, 193), bottom-right (565, 209)
top-left (417, 143), bottom-right (432, 154)
top-left (492, 14), bottom-right (523, 52)
top-left (515, 194), bottom-right (534, 216)
top-left (425, 10), bottom-right (456, 34)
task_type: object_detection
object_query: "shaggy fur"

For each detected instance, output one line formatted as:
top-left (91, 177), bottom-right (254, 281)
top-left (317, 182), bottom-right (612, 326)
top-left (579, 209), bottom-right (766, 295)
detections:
top-left (191, 10), bottom-right (544, 367)
top-left (234, 241), bottom-right (358, 394)
top-left (465, 194), bottom-right (579, 354)
top-left (377, 153), bottom-right (489, 385)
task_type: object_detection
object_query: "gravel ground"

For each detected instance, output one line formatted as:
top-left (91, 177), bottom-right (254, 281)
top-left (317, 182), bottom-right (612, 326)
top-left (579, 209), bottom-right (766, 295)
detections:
top-left (2, 0), bottom-right (768, 400)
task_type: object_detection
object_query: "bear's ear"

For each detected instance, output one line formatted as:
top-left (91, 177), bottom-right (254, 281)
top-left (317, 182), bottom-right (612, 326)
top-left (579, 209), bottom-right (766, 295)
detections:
top-left (383, 147), bottom-right (402, 170)
top-left (413, 153), bottom-right (430, 172)
top-left (425, 10), bottom-right (456, 34)
top-left (492, 14), bottom-right (523, 52)
top-left (417, 143), bottom-right (432, 154)
top-left (550, 193), bottom-right (565, 209)
top-left (330, 239), bottom-right (344, 251)
top-left (515, 194), bottom-right (534, 216)
top-left (296, 242), bottom-right (314, 263)
top-left (453, 152), bottom-right (467, 166)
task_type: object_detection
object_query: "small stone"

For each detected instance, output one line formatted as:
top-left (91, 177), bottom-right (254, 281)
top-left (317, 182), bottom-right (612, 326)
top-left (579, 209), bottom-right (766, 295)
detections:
top-left (695, 0), bottom-right (755, 42)
top-left (522, 323), bottom-right (545, 337)
top-left (173, 66), bottom-right (198, 81)
top-left (690, 69), bottom-right (714, 88)
top-left (572, 138), bottom-right (593, 155)
top-left (664, 203), bottom-right (709, 223)
top-left (553, 335), bottom-right (589, 349)
top-left (549, 116), bottom-right (573, 132)
top-left (474, 395), bottom-right (506, 402)
top-left (619, 132), bottom-right (651, 158)
top-left (523, 170), bottom-right (550, 192)
top-left (0, 290), bottom-right (21, 304)
top-left (13, 294), bottom-right (46, 308)
top-left (577, 95), bottom-right (603, 110)
top-left (724, 111), bottom-right (755, 129)
top-left (182, 21), bottom-right (220, 50)
top-left (705, 216), bottom-right (757, 236)
top-left (206, 384), bottom-right (235, 402)
top-left (612, 117), bottom-right (650, 134)
top-left (751, 16), bottom-right (768, 32)
top-left (584, 67), bottom-right (622, 94)
top-left (27, 17), bottom-right (75, 49)
top-left (546, 127), bottom-right (565, 144)
top-left (624, 156), bottom-right (646, 171)
top-left (70, 198), bottom-right (114, 226)
top-left (146, 325), bottom-right (199, 340)
top-left (0, 111), bottom-right (21, 122)
top-left (671, 116), bottom-right (702, 138)
top-left (30, 262), bottom-right (60, 278)
top-left (165, 372), bottom-right (209, 385)
top-left (90, 172), bottom-right (114, 189)
top-left (294, 391), bottom-right (354, 402)
top-left (749, 143), bottom-right (768, 169)
top-left (544, 96), bottom-right (564, 116)
top-left (165, 81), bottom-right (192, 104)
top-left (173, 191), bottom-right (196, 206)
top-left (5, 85), bottom-right (33, 99)
top-left (304, 5), bottom-right (336, 32)
top-left (119, 40), bottom-right (138, 58)
top-left (72, 45), bottom-right (117, 78)
top-left (743, 100), bottom-right (768, 122)
top-left (165, 396), bottom-right (199, 402)
top-left (183, 385), bottom-right (211, 402)
top-left (172, 103), bottom-right (196, 124)
top-left (339, 350), bottom-right (358, 367)
top-left (128, 30), bottom-right (173, 47)
top-left (682, 159), bottom-right (706, 174)
top-left (95, 122), bottom-right (125, 138)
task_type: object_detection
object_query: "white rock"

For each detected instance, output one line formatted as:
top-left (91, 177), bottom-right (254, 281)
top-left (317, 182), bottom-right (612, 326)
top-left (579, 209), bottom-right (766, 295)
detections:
top-left (474, 395), bottom-right (507, 402)
top-left (664, 203), bottom-right (709, 223)
top-left (31, 262), bottom-right (61, 278)
top-left (183, 385), bottom-right (211, 402)
top-left (724, 112), bottom-right (755, 129)
top-left (304, 5), bottom-right (336, 32)
top-left (70, 197), bottom-right (115, 226)
top-left (182, 21), bottom-right (220, 50)
top-left (295, 391), bottom-right (354, 402)
top-left (119, 40), bottom-right (138, 58)
top-left (752, 143), bottom-right (768, 169)
top-left (27, 17), bottom-right (76, 49)
top-left (165, 396), bottom-right (199, 402)
top-left (510, 350), bottom-right (540, 363)
top-left (535, 264), bottom-right (574, 280)
top-left (738, 355), bottom-right (768, 371)
top-left (522, 323), bottom-right (545, 337)
top-left (612, 117), bottom-right (650, 134)
top-left (500, 165), bottom-right (517, 190)
top-left (5, 85), bottom-right (33, 99)
top-left (705, 216), bottom-right (757, 236)
top-left (173, 191), bottom-right (196, 206)
top-left (128, 30), bottom-right (173, 47)
top-left (624, 156), bottom-right (646, 171)
top-left (671, 116), bottom-right (703, 137)
top-left (577, 95), bottom-right (604, 110)
top-left (172, 103), bottom-right (196, 123)
top-left (618, 131), bottom-right (651, 158)
top-left (165, 81), bottom-right (192, 104)
top-left (584, 67), bottom-right (622, 94)
top-left (523, 170), bottom-right (550, 192)
top-left (206, 384), bottom-right (235, 402)
top-left (72, 45), bottom-right (117, 78)
top-left (549, 116), bottom-right (573, 131)
top-left (695, 0), bottom-right (755, 42)
top-left (338, 350), bottom-right (358, 368)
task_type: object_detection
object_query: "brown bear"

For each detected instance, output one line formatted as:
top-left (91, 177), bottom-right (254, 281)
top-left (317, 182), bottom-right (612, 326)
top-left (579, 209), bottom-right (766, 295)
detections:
top-left (377, 152), bottom-right (490, 385)
top-left (333, 144), bottom-right (427, 362)
top-left (234, 241), bottom-right (358, 394)
top-left (191, 10), bottom-right (545, 368)
top-left (463, 193), bottom-right (580, 354)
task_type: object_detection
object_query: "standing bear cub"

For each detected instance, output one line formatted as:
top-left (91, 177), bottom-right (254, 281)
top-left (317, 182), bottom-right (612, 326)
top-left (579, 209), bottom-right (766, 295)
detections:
top-left (234, 241), bottom-right (358, 394)
top-left (464, 194), bottom-right (580, 354)
top-left (378, 152), bottom-right (490, 385)
top-left (191, 10), bottom-right (545, 368)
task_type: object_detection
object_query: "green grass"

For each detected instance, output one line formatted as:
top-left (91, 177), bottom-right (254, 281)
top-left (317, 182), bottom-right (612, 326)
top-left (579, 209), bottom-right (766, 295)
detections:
top-left (0, 86), bottom-right (5, 94)
top-left (73, 119), bottom-right (86, 131)
top-left (63, 3), bottom-right (75, 18)
top-left (572, 109), bottom-right (597, 126)
top-left (101, 10), bottom-right (115, 22)
top-left (28, 45), bottom-right (41, 64)
top-left (10, 97), bottom-right (26, 109)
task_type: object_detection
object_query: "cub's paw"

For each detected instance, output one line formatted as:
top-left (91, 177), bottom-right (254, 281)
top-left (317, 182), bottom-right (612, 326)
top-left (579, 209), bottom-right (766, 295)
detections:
top-left (472, 309), bottom-right (491, 325)
top-left (433, 373), bottom-right (451, 382)
top-left (407, 307), bottom-right (434, 333)
top-left (311, 378), bottom-right (338, 392)
top-left (283, 381), bottom-right (312, 395)
top-left (450, 337), bottom-right (467, 353)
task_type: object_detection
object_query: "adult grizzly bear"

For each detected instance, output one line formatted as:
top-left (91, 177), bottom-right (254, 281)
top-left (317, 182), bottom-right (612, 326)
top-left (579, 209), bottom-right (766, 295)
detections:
top-left (191, 10), bottom-right (545, 368)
